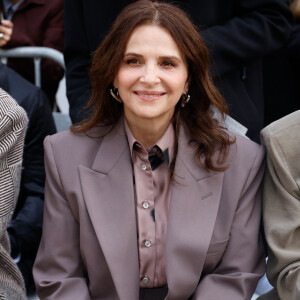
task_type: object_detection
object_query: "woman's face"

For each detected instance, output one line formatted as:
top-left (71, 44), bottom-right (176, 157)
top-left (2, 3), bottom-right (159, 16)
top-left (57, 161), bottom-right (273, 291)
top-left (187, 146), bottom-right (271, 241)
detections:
top-left (114, 24), bottom-right (189, 128)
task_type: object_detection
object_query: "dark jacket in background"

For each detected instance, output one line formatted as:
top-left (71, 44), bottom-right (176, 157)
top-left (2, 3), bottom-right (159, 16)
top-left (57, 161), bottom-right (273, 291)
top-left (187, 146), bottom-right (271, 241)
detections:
top-left (263, 23), bottom-right (300, 126)
top-left (64, 0), bottom-right (293, 143)
top-left (0, 63), bottom-right (56, 293)
top-left (0, 0), bottom-right (64, 105)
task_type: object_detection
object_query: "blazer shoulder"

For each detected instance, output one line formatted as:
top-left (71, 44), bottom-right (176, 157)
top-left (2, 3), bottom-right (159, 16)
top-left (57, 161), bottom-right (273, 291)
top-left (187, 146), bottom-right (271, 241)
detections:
top-left (44, 126), bottom-right (104, 148)
top-left (261, 110), bottom-right (300, 141)
top-left (261, 110), bottom-right (300, 157)
top-left (219, 132), bottom-right (265, 201)
top-left (0, 88), bottom-right (28, 134)
top-left (225, 132), bottom-right (265, 174)
top-left (261, 111), bottom-right (300, 179)
top-left (43, 126), bottom-right (108, 167)
top-left (230, 132), bottom-right (264, 160)
top-left (234, 132), bottom-right (262, 151)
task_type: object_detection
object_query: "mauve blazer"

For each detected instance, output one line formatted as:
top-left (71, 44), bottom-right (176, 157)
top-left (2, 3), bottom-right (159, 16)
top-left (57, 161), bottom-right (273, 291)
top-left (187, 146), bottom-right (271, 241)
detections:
top-left (33, 120), bottom-right (266, 300)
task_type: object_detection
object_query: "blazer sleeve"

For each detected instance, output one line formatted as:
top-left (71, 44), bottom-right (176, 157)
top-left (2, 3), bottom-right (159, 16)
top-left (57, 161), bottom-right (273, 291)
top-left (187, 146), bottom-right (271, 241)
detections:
top-left (261, 126), bottom-right (300, 300)
top-left (201, 0), bottom-right (293, 76)
top-left (33, 136), bottom-right (91, 300)
top-left (192, 144), bottom-right (266, 299)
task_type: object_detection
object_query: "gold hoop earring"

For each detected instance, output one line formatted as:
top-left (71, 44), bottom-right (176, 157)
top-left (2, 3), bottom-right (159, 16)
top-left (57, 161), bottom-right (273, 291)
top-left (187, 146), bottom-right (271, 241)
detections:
top-left (181, 93), bottom-right (190, 107)
top-left (110, 88), bottom-right (122, 103)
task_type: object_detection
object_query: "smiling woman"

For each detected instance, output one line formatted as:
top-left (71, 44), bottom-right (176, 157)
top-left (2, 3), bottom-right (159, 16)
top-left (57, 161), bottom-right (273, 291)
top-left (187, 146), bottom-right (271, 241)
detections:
top-left (33, 1), bottom-right (266, 299)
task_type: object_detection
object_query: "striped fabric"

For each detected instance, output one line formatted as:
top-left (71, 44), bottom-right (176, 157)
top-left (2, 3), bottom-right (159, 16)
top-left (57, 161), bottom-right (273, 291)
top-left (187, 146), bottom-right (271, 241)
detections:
top-left (0, 88), bottom-right (27, 300)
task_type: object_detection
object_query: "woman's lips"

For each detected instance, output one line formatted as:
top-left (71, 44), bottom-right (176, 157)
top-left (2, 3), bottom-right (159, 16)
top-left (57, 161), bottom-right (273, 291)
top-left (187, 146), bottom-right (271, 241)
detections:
top-left (134, 91), bottom-right (166, 100)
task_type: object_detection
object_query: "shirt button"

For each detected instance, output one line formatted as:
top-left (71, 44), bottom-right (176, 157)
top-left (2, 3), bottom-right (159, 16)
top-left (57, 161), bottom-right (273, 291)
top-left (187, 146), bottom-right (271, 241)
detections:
top-left (145, 240), bottom-right (151, 247)
top-left (142, 202), bottom-right (149, 209)
top-left (142, 276), bottom-right (149, 284)
top-left (152, 147), bottom-right (158, 153)
top-left (141, 164), bottom-right (147, 171)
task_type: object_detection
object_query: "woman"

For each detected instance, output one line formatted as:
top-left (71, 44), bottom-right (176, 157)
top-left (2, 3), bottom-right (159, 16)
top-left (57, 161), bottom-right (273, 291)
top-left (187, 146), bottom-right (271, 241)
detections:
top-left (33, 1), bottom-right (266, 299)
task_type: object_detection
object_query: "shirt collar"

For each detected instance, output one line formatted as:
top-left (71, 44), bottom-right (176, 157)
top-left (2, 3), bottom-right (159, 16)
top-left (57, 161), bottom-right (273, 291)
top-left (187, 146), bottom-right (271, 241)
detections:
top-left (124, 116), bottom-right (175, 164)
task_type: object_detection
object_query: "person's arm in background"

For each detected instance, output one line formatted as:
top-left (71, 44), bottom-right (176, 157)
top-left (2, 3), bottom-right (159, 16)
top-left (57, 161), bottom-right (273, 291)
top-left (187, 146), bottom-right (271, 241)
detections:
top-left (198, 0), bottom-right (294, 76)
top-left (287, 24), bottom-right (300, 62)
top-left (40, 0), bottom-right (64, 102)
top-left (0, 18), bottom-right (13, 47)
top-left (64, 0), bottom-right (95, 123)
top-left (64, 0), bottom-right (129, 123)
top-left (289, 0), bottom-right (300, 60)
top-left (0, 88), bottom-right (27, 300)
top-left (7, 81), bottom-right (56, 266)
top-left (260, 112), bottom-right (300, 300)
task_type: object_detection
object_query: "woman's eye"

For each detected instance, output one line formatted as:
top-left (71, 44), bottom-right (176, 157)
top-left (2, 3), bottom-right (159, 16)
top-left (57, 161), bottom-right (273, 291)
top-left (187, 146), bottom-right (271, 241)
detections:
top-left (126, 58), bottom-right (141, 65)
top-left (161, 61), bottom-right (176, 68)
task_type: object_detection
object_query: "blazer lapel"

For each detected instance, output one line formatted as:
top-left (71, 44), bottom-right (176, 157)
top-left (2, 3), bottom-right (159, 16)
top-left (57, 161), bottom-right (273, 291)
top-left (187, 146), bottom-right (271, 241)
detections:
top-left (166, 127), bottom-right (224, 299)
top-left (78, 121), bottom-right (139, 300)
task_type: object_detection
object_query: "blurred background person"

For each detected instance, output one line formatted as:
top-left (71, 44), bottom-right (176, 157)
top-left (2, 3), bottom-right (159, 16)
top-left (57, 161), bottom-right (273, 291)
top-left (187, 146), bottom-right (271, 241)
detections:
top-left (258, 110), bottom-right (300, 300)
top-left (0, 0), bottom-right (64, 107)
top-left (263, 0), bottom-right (300, 126)
top-left (64, 0), bottom-right (293, 143)
top-left (0, 62), bottom-right (56, 295)
top-left (0, 88), bottom-right (27, 300)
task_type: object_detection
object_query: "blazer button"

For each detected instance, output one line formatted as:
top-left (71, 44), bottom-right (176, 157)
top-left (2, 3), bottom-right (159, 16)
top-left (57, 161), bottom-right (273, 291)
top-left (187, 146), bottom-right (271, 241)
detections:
top-left (142, 201), bottom-right (149, 209)
top-left (144, 240), bottom-right (151, 247)
top-left (142, 276), bottom-right (149, 284)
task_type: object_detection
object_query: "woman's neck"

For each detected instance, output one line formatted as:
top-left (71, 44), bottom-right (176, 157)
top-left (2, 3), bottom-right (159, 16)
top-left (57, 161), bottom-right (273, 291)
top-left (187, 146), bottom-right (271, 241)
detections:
top-left (126, 117), bottom-right (172, 149)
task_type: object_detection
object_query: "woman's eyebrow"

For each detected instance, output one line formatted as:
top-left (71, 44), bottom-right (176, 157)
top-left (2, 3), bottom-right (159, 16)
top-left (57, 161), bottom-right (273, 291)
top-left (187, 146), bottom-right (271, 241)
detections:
top-left (124, 52), bottom-right (143, 57)
top-left (159, 56), bottom-right (181, 62)
top-left (124, 53), bottom-right (181, 62)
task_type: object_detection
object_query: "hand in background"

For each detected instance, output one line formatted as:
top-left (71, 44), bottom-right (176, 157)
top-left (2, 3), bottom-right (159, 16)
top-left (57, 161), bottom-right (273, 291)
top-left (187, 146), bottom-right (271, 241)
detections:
top-left (0, 19), bottom-right (13, 47)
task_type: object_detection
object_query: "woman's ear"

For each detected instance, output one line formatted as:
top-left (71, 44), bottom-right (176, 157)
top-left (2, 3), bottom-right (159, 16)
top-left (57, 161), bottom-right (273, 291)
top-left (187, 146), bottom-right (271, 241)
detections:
top-left (113, 78), bottom-right (118, 89)
top-left (184, 77), bottom-right (190, 94)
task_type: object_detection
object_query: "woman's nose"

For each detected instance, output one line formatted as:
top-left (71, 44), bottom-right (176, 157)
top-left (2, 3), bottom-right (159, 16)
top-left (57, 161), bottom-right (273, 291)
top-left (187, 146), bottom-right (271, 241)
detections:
top-left (140, 64), bottom-right (160, 85)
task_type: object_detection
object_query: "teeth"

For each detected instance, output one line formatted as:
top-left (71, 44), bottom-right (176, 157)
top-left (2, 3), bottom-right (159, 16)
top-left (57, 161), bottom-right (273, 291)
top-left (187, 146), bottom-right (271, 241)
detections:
top-left (136, 92), bottom-right (164, 97)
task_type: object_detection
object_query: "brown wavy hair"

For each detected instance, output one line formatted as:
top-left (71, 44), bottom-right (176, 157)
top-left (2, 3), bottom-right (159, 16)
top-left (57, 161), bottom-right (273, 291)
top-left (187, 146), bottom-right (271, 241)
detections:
top-left (71, 0), bottom-right (235, 172)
